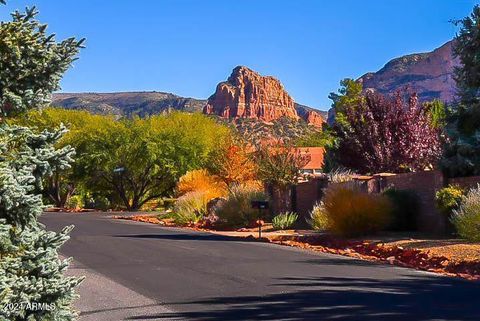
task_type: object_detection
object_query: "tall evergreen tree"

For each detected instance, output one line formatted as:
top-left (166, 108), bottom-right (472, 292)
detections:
top-left (328, 78), bottom-right (364, 128)
top-left (453, 5), bottom-right (480, 107)
top-left (442, 5), bottom-right (480, 176)
top-left (0, 3), bottom-right (84, 320)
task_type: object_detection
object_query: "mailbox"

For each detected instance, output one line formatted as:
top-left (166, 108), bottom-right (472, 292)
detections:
top-left (251, 200), bottom-right (268, 238)
top-left (251, 200), bottom-right (269, 210)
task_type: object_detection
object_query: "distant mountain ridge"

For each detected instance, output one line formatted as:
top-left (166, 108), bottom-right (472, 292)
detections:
top-left (358, 40), bottom-right (459, 103)
top-left (52, 91), bottom-right (328, 120)
top-left (52, 92), bottom-right (207, 117)
top-left (52, 40), bottom-right (456, 123)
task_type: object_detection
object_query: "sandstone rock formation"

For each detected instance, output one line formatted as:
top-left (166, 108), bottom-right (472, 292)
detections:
top-left (295, 103), bottom-right (325, 127)
top-left (358, 40), bottom-right (459, 103)
top-left (204, 66), bottom-right (324, 127)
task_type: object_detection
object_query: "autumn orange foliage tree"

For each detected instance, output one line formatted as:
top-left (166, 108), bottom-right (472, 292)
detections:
top-left (176, 169), bottom-right (227, 200)
top-left (207, 139), bottom-right (258, 188)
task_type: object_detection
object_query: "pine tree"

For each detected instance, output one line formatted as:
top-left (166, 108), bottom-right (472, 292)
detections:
top-left (0, 3), bottom-right (84, 320)
top-left (328, 78), bottom-right (364, 131)
top-left (442, 5), bottom-right (480, 176)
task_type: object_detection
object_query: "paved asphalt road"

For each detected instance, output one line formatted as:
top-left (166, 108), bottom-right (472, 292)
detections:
top-left (41, 212), bottom-right (480, 321)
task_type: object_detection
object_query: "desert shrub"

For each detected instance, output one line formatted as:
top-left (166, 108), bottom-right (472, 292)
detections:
top-left (177, 169), bottom-right (227, 200)
top-left (140, 199), bottom-right (159, 211)
top-left (80, 192), bottom-right (112, 210)
top-left (214, 184), bottom-right (268, 228)
top-left (171, 191), bottom-right (209, 225)
top-left (240, 180), bottom-right (264, 191)
top-left (328, 168), bottom-right (355, 183)
top-left (383, 189), bottom-right (420, 231)
top-left (322, 186), bottom-right (392, 237)
top-left (162, 198), bottom-right (177, 210)
top-left (435, 185), bottom-right (464, 216)
top-left (309, 202), bottom-right (330, 230)
top-left (451, 185), bottom-right (480, 241)
top-left (94, 196), bottom-right (111, 211)
top-left (272, 212), bottom-right (298, 230)
top-left (65, 195), bottom-right (84, 210)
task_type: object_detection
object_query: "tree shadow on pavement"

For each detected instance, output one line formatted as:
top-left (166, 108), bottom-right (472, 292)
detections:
top-left (114, 233), bottom-right (251, 242)
top-left (126, 275), bottom-right (480, 321)
top-left (296, 257), bottom-right (385, 267)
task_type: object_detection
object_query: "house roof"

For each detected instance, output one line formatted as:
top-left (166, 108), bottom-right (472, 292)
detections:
top-left (245, 145), bottom-right (325, 170)
top-left (295, 147), bottom-right (325, 170)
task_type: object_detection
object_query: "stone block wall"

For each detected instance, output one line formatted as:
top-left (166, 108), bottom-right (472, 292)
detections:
top-left (271, 170), bottom-right (480, 234)
top-left (291, 177), bottom-right (328, 224)
top-left (448, 175), bottom-right (480, 190)
top-left (378, 171), bottom-right (444, 233)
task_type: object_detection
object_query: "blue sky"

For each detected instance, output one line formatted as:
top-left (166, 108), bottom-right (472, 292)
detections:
top-left (1, 0), bottom-right (476, 110)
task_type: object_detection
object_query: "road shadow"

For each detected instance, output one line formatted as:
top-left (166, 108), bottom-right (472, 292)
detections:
top-left (80, 303), bottom-right (163, 317)
top-left (126, 275), bottom-right (480, 321)
top-left (294, 257), bottom-right (386, 267)
top-left (113, 233), bottom-right (251, 242)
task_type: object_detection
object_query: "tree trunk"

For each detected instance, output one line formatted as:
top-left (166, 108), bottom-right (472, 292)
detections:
top-left (46, 173), bottom-right (75, 208)
top-left (130, 199), bottom-right (140, 211)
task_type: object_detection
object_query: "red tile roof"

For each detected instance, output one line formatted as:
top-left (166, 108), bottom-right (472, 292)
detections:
top-left (295, 147), bottom-right (325, 170)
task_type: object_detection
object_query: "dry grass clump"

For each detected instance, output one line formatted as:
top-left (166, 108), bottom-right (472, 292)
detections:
top-left (452, 184), bottom-right (480, 242)
top-left (214, 184), bottom-right (267, 229)
top-left (177, 169), bottom-right (227, 200)
top-left (321, 186), bottom-right (392, 237)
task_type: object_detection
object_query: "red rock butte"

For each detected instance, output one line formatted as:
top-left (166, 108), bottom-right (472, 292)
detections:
top-left (203, 66), bottom-right (323, 127)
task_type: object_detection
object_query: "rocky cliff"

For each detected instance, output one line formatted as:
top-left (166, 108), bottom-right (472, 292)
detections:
top-left (295, 103), bottom-right (326, 127)
top-left (358, 41), bottom-right (459, 103)
top-left (204, 66), bottom-right (324, 127)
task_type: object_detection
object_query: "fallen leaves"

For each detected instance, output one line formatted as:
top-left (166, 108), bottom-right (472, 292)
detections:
top-left (113, 214), bottom-right (166, 225)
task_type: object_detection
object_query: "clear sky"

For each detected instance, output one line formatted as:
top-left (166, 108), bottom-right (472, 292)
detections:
top-left (1, 0), bottom-right (476, 110)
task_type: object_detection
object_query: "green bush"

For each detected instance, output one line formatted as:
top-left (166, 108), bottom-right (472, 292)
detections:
top-left (272, 212), bottom-right (298, 230)
top-left (171, 192), bottom-right (208, 225)
top-left (309, 202), bottom-right (330, 231)
top-left (94, 196), bottom-right (111, 211)
top-left (162, 198), bottom-right (177, 210)
top-left (65, 195), bottom-right (84, 210)
top-left (322, 186), bottom-right (392, 237)
top-left (77, 192), bottom-right (112, 210)
top-left (214, 185), bottom-right (268, 229)
top-left (436, 185), bottom-right (464, 216)
top-left (383, 189), bottom-right (420, 231)
top-left (452, 185), bottom-right (480, 241)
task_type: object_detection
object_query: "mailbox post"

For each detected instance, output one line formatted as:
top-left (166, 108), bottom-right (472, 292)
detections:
top-left (251, 200), bottom-right (269, 238)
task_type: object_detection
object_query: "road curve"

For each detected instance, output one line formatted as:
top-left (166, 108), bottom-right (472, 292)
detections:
top-left (41, 212), bottom-right (480, 321)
